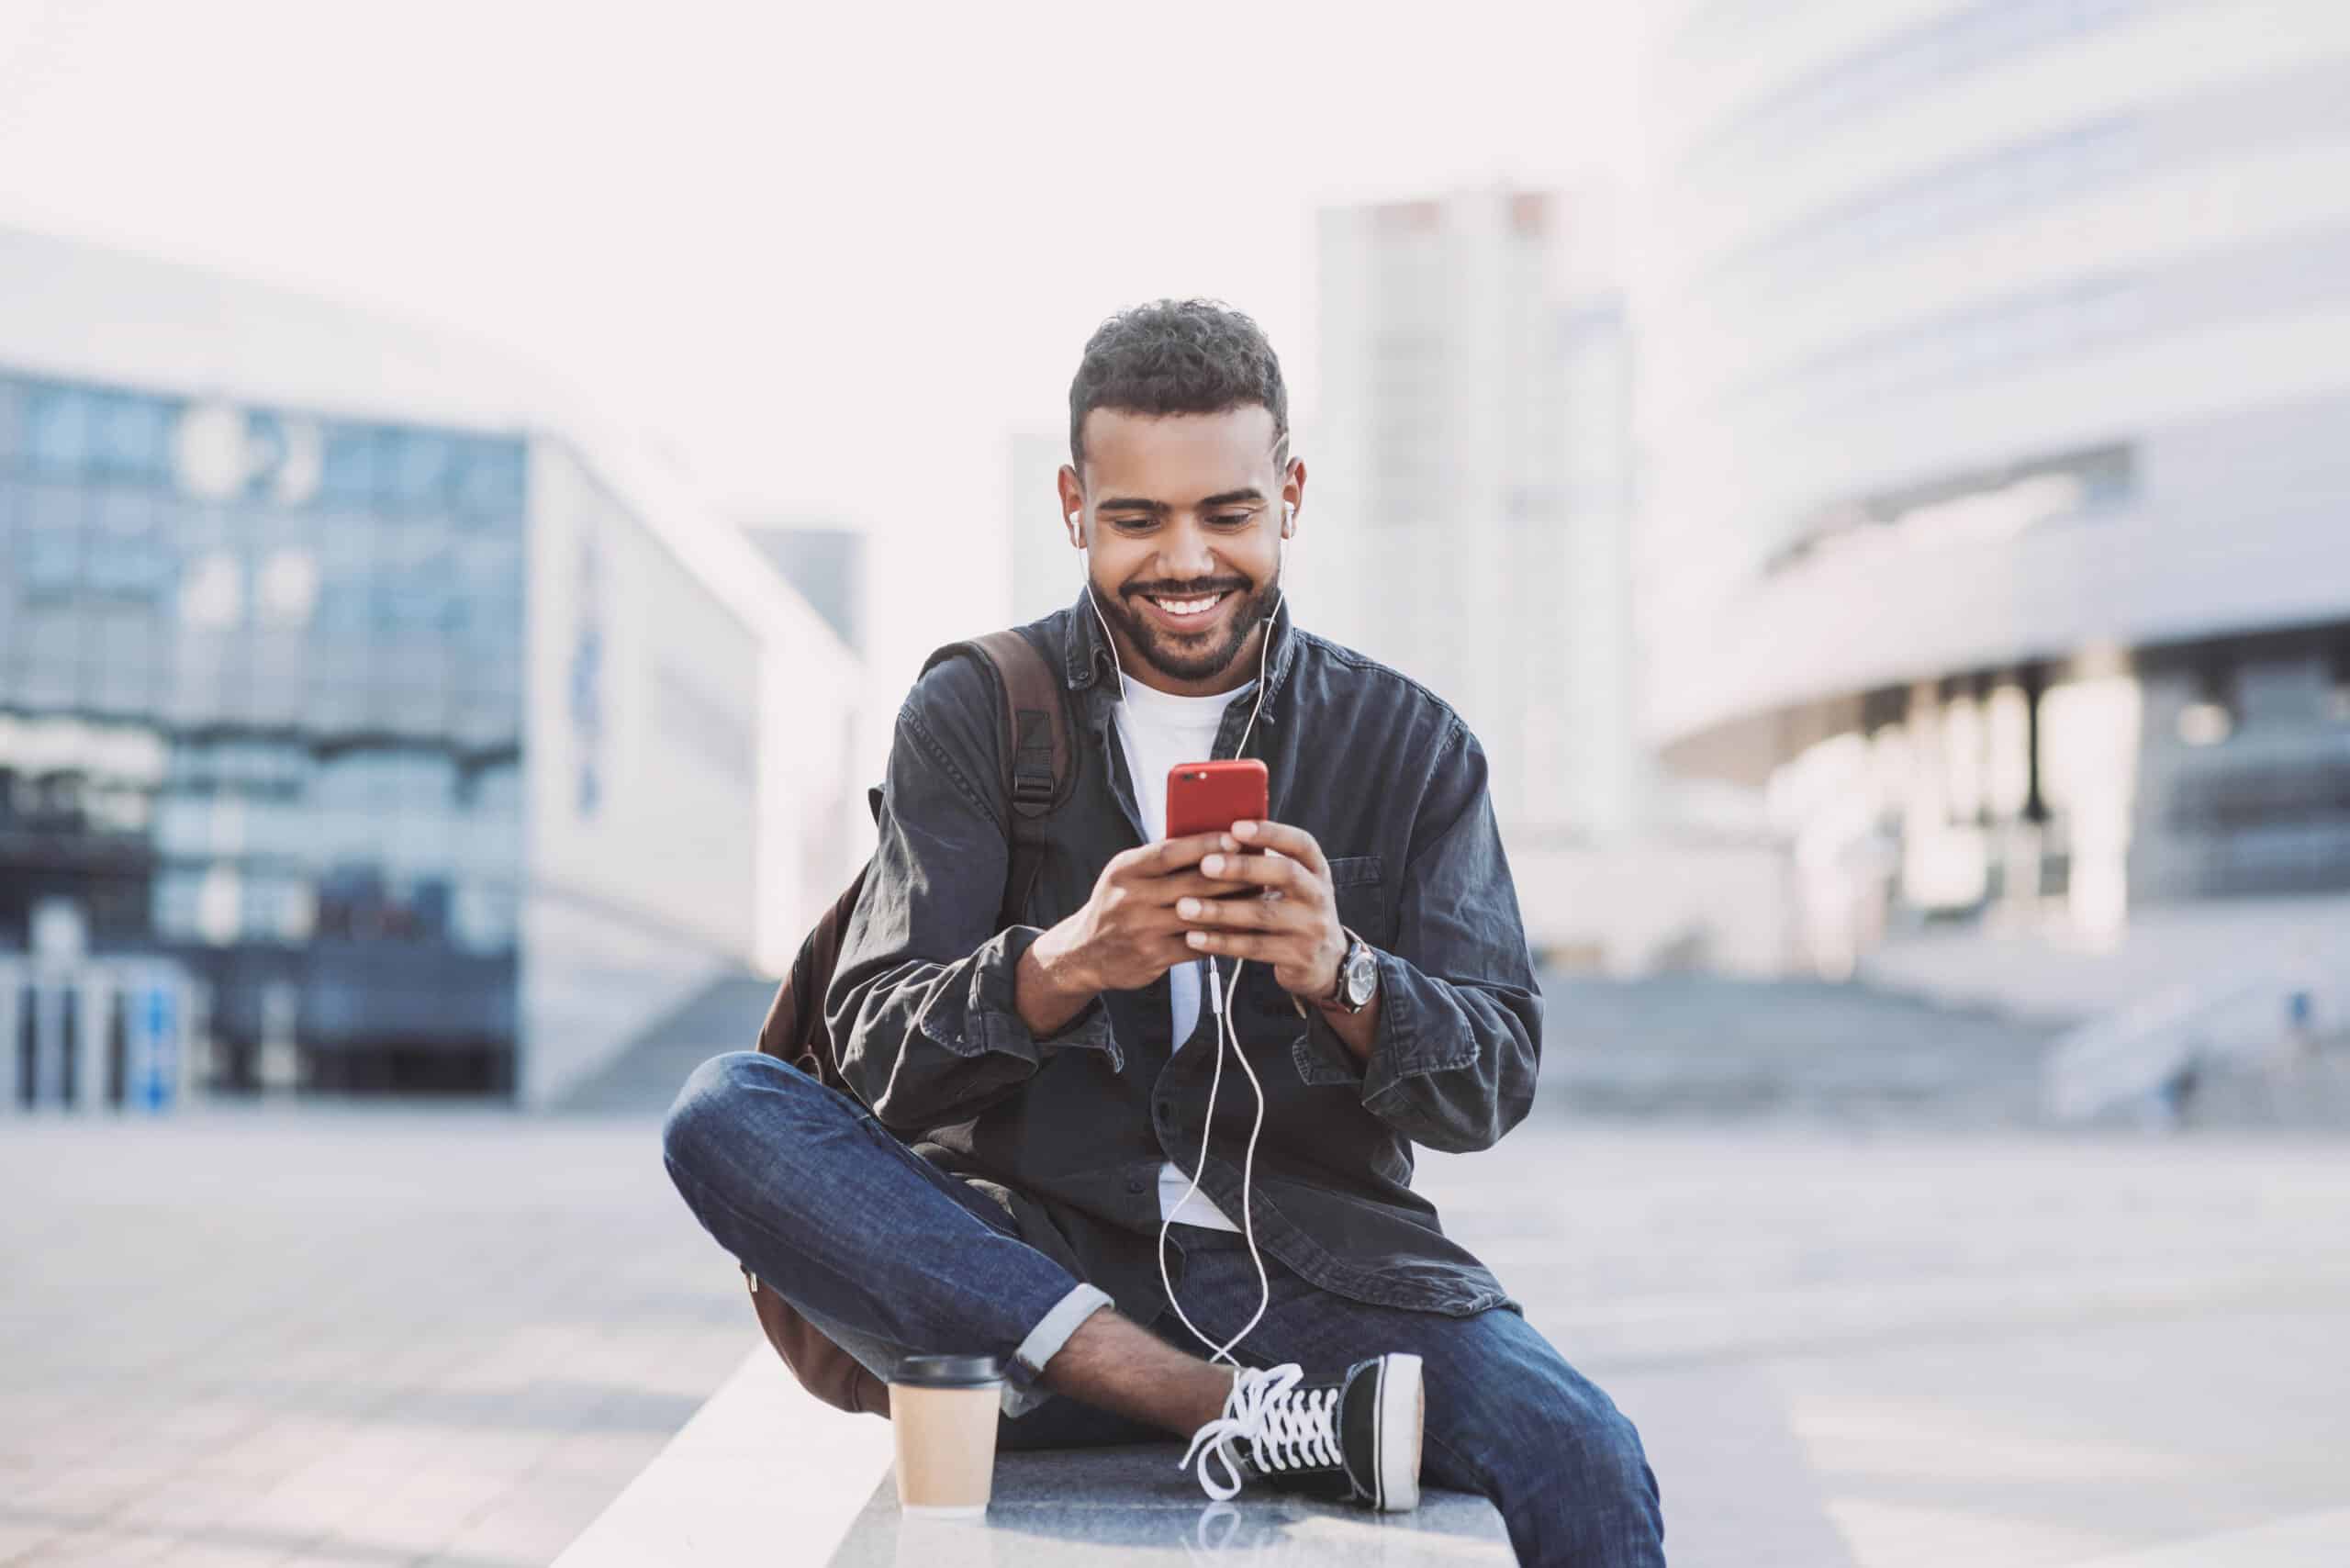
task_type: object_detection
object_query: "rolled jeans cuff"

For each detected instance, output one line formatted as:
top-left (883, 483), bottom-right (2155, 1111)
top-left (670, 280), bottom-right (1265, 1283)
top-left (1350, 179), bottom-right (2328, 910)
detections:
top-left (1002, 1282), bottom-right (1113, 1416)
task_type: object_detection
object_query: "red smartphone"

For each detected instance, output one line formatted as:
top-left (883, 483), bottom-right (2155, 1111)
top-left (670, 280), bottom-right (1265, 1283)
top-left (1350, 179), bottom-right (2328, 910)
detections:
top-left (1167, 758), bottom-right (1269, 896)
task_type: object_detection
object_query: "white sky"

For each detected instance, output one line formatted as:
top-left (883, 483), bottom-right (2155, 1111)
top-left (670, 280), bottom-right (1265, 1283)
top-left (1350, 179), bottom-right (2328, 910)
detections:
top-left (0, 0), bottom-right (1640, 697)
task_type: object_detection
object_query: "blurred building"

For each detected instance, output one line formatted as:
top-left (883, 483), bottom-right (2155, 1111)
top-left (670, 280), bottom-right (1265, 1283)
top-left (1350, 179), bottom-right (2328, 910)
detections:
top-left (1313, 186), bottom-right (1788, 971)
top-left (1313, 187), bottom-right (1618, 837)
top-left (1007, 429), bottom-right (1075, 625)
top-left (1637, 1), bottom-right (2350, 982)
top-left (744, 522), bottom-right (867, 655)
top-left (0, 227), bottom-right (862, 1107)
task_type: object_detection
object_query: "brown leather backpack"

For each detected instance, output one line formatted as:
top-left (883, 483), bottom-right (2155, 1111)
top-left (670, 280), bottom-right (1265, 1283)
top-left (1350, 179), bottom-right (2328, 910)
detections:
top-left (744, 628), bottom-right (1075, 1417)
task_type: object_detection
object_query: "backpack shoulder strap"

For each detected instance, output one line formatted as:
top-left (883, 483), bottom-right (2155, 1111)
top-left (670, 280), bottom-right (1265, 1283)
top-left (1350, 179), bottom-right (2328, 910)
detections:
top-left (918, 627), bottom-right (1078, 927)
top-left (969, 629), bottom-right (1072, 819)
top-left (917, 629), bottom-right (1077, 818)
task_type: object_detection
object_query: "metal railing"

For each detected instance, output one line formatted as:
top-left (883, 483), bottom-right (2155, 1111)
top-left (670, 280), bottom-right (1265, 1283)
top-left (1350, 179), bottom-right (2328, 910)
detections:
top-left (1, 956), bottom-right (200, 1114)
top-left (2042, 972), bottom-right (2332, 1124)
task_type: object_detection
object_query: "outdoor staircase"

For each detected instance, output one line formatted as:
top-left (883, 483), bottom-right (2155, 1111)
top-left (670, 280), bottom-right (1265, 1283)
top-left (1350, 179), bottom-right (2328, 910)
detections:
top-left (553, 973), bottom-right (779, 1115)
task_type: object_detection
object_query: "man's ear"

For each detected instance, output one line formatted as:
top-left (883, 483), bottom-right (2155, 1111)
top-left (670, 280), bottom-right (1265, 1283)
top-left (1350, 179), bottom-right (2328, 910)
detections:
top-left (1281, 455), bottom-right (1307, 537)
top-left (1056, 464), bottom-right (1085, 549)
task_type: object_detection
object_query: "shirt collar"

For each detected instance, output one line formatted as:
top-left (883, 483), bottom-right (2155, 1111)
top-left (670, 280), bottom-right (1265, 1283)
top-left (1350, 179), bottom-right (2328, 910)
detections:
top-left (1063, 584), bottom-right (1299, 716)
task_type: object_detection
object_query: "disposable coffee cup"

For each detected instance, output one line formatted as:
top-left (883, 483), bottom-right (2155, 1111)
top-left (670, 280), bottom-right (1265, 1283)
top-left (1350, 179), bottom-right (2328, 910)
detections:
top-left (889, 1354), bottom-right (1003, 1518)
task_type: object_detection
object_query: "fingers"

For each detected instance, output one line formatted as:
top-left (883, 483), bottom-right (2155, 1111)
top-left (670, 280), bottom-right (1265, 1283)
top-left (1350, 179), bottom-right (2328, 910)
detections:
top-left (1197, 845), bottom-right (1318, 898)
top-left (1172, 890), bottom-right (1304, 932)
top-left (1150, 932), bottom-right (1203, 969)
top-left (1118, 870), bottom-right (1259, 912)
top-left (1171, 874), bottom-right (1262, 905)
top-left (1111, 932), bottom-right (1214, 990)
top-left (1118, 833), bottom-right (1230, 879)
top-left (1181, 928), bottom-right (1294, 963)
top-left (1229, 820), bottom-right (1328, 879)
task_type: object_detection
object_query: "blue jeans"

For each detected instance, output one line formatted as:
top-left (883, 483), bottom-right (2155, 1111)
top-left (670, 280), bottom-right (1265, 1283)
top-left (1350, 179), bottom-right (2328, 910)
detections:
top-left (662, 1052), bottom-right (1663, 1567)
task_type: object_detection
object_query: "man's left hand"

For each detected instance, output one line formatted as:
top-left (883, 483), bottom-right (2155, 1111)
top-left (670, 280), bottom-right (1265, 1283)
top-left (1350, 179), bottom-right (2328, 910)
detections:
top-left (1175, 819), bottom-right (1345, 1005)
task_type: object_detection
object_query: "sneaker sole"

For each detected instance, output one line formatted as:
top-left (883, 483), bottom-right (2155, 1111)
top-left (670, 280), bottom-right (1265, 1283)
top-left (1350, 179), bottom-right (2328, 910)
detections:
top-left (1374, 1352), bottom-right (1424, 1512)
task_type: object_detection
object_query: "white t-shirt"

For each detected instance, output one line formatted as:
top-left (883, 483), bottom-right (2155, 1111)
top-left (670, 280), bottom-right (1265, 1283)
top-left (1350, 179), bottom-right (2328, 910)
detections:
top-left (1109, 670), bottom-right (1257, 1234)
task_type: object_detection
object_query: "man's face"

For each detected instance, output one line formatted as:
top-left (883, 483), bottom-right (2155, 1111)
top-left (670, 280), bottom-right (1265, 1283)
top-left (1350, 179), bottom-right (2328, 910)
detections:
top-left (1058, 405), bottom-right (1305, 697)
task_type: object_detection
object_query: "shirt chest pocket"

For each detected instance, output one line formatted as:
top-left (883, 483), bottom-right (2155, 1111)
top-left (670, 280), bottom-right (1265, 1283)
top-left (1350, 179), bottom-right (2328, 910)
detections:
top-left (1292, 855), bottom-right (1382, 1089)
top-left (1277, 855), bottom-right (1385, 1090)
top-left (1327, 854), bottom-right (1387, 946)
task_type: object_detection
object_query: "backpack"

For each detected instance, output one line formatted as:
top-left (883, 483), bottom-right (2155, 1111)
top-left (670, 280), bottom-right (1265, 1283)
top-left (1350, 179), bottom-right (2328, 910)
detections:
top-left (743, 628), bottom-right (1076, 1417)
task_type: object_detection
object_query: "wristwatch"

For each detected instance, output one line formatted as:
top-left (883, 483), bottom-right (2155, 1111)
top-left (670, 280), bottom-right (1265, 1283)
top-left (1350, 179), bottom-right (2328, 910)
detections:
top-left (1317, 929), bottom-right (1378, 1015)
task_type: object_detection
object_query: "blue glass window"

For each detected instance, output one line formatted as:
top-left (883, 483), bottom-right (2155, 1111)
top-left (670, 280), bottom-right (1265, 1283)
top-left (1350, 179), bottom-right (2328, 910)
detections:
top-left (318, 425), bottom-right (379, 504)
top-left (0, 378), bottom-right (22, 467)
top-left (84, 533), bottom-right (173, 599)
top-left (25, 386), bottom-right (93, 476)
top-left (22, 526), bottom-right (76, 592)
top-left (393, 432), bottom-right (455, 510)
top-left (94, 393), bottom-right (173, 482)
top-left (19, 483), bottom-right (81, 592)
top-left (453, 439), bottom-right (526, 522)
top-left (371, 545), bottom-right (457, 630)
top-left (241, 411), bottom-right (288, 499)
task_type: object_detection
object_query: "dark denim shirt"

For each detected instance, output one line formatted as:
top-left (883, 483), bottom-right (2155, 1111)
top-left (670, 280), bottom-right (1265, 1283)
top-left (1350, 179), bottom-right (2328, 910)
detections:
top-left (825, 589), bottom-right (1540, 1331)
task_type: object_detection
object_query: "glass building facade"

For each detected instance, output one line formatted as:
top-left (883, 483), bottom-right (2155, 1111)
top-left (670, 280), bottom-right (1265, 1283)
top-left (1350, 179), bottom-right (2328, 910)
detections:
top-left (1, 369), bottom-right (532, 1091)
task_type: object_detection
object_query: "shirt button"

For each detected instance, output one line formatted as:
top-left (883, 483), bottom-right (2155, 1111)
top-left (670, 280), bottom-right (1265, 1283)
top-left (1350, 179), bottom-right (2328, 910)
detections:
top-left (1155, 1100), bottom-right (1172, 1121)
top-left (1126, 1176), bottom-right (1146, 1194)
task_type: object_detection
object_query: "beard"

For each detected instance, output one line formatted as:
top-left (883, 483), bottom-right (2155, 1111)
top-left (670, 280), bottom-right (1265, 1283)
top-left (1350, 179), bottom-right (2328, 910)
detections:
top-left (1094, 571), bottom-right (1281, 686)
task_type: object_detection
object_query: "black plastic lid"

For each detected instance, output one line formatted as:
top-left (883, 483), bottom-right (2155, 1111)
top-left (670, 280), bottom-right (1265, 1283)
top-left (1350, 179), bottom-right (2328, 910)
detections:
top-left (893, 1354), bottom-right (1003, 1388)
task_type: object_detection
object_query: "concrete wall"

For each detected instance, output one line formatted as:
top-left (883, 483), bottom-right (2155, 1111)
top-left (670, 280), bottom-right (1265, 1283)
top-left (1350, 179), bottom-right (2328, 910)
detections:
top-left (517, 442), bottom-right (764, 1105)
top-left (1515, 838), bottom-right (1796, 977)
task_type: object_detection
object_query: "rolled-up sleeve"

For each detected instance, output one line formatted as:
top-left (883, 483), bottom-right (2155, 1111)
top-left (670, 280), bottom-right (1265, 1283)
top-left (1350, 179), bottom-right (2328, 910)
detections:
top-left (825, 656), bottom-right (1120, 1134)
top-left (1353, 719), bottom-right (1541, 1153)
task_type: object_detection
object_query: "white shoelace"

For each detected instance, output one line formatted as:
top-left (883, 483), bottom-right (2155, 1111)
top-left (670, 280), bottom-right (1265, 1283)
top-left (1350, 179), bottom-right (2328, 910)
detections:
top-left (1179, 1362), bottom-right (1344, 1501)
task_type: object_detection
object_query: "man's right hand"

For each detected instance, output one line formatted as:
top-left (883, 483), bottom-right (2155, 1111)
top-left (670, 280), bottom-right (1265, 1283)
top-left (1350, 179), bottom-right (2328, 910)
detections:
top-left (1017, 833), bottom-right (1253, 1034)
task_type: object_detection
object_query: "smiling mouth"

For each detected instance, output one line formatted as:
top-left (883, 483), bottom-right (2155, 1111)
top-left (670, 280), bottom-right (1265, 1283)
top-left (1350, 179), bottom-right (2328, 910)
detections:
top-left (1136, 588), bottom-right (1236, 627)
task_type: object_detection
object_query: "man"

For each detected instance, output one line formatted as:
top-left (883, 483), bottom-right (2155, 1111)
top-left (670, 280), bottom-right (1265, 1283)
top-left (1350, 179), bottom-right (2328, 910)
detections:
top-left (663, 300), bottom-right (1663, 1565)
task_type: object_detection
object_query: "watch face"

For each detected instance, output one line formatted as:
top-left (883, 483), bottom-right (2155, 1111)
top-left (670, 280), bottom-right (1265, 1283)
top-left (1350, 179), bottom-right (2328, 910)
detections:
top-left (1344, 942), bottom-right (1376, 1006)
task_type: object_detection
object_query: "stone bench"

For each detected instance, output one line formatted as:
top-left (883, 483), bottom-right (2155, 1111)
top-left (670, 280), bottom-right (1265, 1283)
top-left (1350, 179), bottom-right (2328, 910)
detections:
top-left (555, 1349), bottom-right (1511, 1565)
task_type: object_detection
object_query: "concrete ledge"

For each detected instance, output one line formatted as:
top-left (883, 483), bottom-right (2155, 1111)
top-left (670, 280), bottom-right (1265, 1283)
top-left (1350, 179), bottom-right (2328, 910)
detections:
top-left (553, 1348), bottom-right (893, 1566)
top-left (833, 1444), bottom-right (1511, 1564)
top-left (558, 1348), bottom-right (1510, 1565)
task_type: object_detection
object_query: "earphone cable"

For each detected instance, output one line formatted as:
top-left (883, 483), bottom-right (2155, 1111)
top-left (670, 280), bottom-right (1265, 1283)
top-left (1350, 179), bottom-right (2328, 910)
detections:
top-left (1149, 593), bottom-right (1281, 1369)
top-left (1081, 519), bottom-right (1285, 1369)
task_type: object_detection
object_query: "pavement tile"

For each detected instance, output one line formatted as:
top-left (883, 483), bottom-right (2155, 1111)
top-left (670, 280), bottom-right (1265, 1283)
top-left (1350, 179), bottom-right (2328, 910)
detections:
top-left (15, 1103), bottom-right (2350, 1567)
top-left (0, 1521), bottom-right (73, 1562)
top-left (10, 1526), bottom-right (178, 1568)
top-left (428, 1477), bottom-right (621, 1567)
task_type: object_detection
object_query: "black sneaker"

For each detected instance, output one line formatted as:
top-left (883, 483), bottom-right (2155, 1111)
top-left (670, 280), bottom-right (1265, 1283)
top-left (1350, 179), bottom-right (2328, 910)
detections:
top-left (1180, 1354), bottom-right (1424, 1512)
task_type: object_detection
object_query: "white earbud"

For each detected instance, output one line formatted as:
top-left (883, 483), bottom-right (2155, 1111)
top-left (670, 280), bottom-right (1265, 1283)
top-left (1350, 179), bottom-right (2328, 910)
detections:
top-left (1074, 508), bottom-right (1128, 701)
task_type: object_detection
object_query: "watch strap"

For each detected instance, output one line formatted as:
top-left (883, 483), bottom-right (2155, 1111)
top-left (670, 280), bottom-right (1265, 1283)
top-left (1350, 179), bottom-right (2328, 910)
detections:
top-left (1317, 929), bottom-right (1372, 1014)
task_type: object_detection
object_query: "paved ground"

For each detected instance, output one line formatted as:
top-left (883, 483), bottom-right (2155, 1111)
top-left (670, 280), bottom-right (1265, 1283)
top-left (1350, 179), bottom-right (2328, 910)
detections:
top-left (0, 1104), bottom-right (753, 1568)
top-left (7, 1098), bottom-right (2349, 1566)
top-left (1413, 1126), bottom-right (2350, 1565)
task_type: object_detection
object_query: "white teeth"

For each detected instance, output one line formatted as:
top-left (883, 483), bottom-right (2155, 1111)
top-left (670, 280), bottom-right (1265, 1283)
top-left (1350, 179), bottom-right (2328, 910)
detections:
top-left (1151, 593), bottom-right (1224, 616)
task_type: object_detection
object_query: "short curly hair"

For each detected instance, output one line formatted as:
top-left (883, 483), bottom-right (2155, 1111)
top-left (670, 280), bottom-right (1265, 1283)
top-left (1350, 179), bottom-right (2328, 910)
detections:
top-left (1068, 298), bottom-right (1289, 468)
